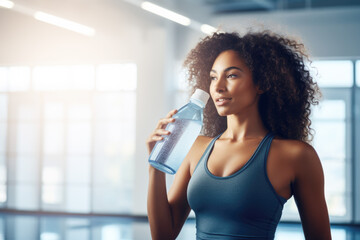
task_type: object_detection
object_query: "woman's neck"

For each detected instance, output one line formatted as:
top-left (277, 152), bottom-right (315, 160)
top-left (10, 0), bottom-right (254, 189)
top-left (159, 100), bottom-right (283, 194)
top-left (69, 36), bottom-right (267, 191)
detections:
top-left (223, 108), bottom-right (268, 142)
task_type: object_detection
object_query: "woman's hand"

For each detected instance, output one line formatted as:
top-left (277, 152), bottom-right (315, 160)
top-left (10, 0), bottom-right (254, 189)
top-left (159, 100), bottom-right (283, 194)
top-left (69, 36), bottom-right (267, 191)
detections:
top-left (146, 109), bottom-right (178, 155)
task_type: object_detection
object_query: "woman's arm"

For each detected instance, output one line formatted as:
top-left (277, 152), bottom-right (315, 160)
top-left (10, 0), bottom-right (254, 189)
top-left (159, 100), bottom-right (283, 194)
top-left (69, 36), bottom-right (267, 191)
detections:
top-left (146, 109), bottom-right (192, 239)
top-left (147, 159), bottom-right (192, 239)
top-left (147, 164), bottom-right (191, 239)
top-left (293, 143), bottom-right (332, 240)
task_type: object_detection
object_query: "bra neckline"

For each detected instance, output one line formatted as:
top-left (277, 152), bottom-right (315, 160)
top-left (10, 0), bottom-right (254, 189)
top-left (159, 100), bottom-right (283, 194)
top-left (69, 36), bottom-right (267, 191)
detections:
top-left (204, 132), bottom-right (272, 179)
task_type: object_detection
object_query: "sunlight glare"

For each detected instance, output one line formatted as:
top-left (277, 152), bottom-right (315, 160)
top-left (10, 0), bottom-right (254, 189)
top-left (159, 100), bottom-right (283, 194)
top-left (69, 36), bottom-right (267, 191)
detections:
top-left (8, 67), bottom-right (30, 91)
top-left (96, 63), bottom-right (137, 91)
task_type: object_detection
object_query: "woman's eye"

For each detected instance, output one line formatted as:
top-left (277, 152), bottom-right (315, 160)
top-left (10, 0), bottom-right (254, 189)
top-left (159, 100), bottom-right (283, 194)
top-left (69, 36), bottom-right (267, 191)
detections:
top-left (227, 74), bottom-right (237, 79)
top-left (210, 76), bottom-right (217, 81)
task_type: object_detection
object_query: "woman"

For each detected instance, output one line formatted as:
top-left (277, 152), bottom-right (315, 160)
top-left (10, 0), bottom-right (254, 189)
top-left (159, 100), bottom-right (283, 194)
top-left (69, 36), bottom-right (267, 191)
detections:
top-left (146, 30), bottom-right (331, 240)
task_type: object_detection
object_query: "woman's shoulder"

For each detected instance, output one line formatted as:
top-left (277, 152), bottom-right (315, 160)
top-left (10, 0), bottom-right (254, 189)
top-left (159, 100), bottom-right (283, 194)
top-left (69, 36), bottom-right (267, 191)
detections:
top-left (271, 137), bottom-right (320, 166)
top-left (272, 138), bottom-right (322, 175)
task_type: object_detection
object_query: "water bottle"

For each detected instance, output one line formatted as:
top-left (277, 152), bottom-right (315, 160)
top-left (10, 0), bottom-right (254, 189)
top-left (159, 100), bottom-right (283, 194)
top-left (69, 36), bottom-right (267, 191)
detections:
top-left (148, 89), bottom-right (210, 174)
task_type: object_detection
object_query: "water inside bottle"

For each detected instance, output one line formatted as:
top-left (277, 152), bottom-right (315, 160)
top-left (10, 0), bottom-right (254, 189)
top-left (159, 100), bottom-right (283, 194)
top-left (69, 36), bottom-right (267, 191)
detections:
top-left (149, 118), bottom-right (202, 174)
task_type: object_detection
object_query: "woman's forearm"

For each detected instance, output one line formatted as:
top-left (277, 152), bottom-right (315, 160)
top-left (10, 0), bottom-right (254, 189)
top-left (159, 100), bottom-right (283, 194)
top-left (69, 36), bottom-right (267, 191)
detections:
top-left (147, 166), bottom-right (176, 240)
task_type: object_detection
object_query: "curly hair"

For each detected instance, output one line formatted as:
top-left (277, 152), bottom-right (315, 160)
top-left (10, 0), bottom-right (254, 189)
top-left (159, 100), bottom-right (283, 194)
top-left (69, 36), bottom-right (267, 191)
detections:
top-left (183, 30), bottom-right (321, 143)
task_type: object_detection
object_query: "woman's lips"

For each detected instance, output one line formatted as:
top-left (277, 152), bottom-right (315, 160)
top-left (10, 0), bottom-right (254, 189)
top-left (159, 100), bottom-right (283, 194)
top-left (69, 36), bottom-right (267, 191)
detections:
top-left (215, 98), bottom-right (232, 106)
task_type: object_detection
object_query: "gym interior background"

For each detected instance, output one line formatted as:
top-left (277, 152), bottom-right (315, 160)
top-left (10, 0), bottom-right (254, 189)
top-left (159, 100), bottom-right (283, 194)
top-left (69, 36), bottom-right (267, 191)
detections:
top-left (0, 0), bottom-right (360, 239)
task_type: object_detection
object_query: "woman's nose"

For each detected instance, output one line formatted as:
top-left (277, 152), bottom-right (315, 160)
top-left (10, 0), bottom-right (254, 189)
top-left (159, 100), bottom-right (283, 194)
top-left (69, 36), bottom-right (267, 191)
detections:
top-left (214, 75), bottom-right (226, 93)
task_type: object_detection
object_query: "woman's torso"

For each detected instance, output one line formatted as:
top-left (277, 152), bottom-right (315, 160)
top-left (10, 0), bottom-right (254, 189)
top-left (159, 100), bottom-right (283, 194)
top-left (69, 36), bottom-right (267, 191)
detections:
top-left (189, 133), bottom-right (297, 200)
top-left (186, 132), bottom-right (303, 239)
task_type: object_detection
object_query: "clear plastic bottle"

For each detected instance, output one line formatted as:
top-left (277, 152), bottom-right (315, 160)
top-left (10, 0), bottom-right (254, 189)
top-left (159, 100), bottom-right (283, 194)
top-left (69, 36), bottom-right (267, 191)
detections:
top-left (148, 89), bottom-right (210, 174)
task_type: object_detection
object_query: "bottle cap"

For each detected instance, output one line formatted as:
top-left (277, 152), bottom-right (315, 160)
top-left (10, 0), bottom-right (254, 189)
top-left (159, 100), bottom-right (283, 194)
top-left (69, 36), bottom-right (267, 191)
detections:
top-left (190, 89), bottom-right (210, 106)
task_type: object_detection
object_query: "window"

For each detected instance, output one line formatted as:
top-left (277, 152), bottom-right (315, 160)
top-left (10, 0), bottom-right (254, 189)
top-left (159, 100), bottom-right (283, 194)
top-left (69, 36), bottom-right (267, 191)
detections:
top-left (357, 61), bottom-right (360, 87)
top-left (0, 63), bottom-right (137, 213)
top-left (0, 93), bottom-right (7, 206)
top-left (311, 60), bottom-right (353, 87)
top-left (282, 60), bottom-right (354, 222)
top-left (173, 61), bottom-right (192, 110)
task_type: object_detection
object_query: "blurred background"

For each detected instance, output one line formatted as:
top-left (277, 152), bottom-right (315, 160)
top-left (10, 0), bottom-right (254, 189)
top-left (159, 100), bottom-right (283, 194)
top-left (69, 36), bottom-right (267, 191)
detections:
top-left (0, 0), bottom-right (360, 239)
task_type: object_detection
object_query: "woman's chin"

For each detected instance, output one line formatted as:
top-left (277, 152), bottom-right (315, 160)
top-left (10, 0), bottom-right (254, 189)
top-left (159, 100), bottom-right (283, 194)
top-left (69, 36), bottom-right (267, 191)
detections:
top-left (216, 110), bottom-right (230, 117)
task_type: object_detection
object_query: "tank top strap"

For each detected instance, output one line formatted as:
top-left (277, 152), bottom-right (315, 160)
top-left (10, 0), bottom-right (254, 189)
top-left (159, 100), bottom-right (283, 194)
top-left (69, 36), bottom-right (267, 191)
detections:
top-left (192, 132), bottom-right (223, 173)
top-left (260, 132), bottom-right (287, 204)
top-left (209, 132), bottom-right (223, 148)
top-left (251, 132), bottom-right (274, 167)
top-left (204, 132), bottom-right (223, 155)
top-left (259, 132), bottom-right (275, 160)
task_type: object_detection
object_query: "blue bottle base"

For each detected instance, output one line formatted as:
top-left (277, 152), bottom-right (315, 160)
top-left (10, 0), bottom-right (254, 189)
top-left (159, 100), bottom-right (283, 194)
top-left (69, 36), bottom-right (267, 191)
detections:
top-left (149, 160), bottom-right (176, 175)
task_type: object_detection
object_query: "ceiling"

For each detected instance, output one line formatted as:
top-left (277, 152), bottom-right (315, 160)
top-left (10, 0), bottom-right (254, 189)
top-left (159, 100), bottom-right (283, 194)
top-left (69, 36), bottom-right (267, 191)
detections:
top-left (203, 0), bottom-right (360, 13)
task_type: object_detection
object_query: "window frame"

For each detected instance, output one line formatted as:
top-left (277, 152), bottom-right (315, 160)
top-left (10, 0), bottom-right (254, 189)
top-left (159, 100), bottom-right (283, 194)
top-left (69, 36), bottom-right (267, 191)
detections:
top-left (318, 88), bottom-right (353, 223)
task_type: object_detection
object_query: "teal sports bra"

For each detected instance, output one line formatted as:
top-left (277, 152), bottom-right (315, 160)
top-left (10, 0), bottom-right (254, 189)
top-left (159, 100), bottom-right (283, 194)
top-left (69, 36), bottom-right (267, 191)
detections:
top-left (187, 132), bottom-right (287, 240)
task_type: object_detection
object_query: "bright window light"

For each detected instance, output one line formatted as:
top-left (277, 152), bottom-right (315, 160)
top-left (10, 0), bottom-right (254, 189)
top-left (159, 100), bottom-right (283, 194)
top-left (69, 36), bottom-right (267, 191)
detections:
top-left (34, 11), bottom-right (95, 37)
top-left (69, 65), bottom-right (95, 90)
top-left (0, 67), bottom-right (8, 91)
top-left (175, 61), bottom-right (188, 91)
top-left (0, 185), bottom-right (6, 203)
top-left (0, 0), bottom-right (14, 9)
top-left (68, 104), bottom-right (92, 120)
top-left (33, 65), bottom-right (95, 91)
top-left (42, 185), bottom-right (62, 204)
top-left (42, 167), bottom-right (62, 184)
top-left (44, 102), bottom-right (64, 120)
top-left (96, 63), bottom-right (137, 91)
top-left (8, 66), bottom-right (31, 92)
top-left (141, 1), bottom-right (191, 26)
top-left (101, 225), bottom-right (121, 240)
top-left (311, 100), bottom-right (346, 120)
top-left (312, 60), bottom-right (353, 87)
top-left (33, 66), bottom-right (70, 91)
top-left (356, 60), bottom-right (360, 87)
top-left (201, 24), bottom-right (217, 35)
top-left (40, 232), bottom-right (60, 240)
top-left (42, 167), bottom-right (63, 204)
top-left (0, 165), bottom-right (6, 183)
top-left (67, 122), bottom-right (92, 155)
top-left (43, 122), bottom-right (64, 155)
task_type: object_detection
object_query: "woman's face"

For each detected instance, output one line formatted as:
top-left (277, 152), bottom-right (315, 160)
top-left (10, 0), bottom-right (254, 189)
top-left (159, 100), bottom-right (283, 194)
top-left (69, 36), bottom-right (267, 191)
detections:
top-left (209, 50), bottom-right (261, 117)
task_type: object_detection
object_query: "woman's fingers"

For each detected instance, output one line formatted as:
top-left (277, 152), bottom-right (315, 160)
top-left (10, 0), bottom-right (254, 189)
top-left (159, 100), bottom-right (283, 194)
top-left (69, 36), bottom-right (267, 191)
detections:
top-left (156, 118), bottom-right (175, 129)
top-left (166, 109), bottom-right (178, 118)
top-left (151, 135), bottom-right (163, 141)
top-left (147, 109), bottom-right (177, 154)
top-left (146, 130), bottom-right (170, 154)
top-left (154, 128), bottom-right (171, 137)
top-left (156, 110), bottom-right (177, 129)
top-left (147, 129), bottom-right (171, 143)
